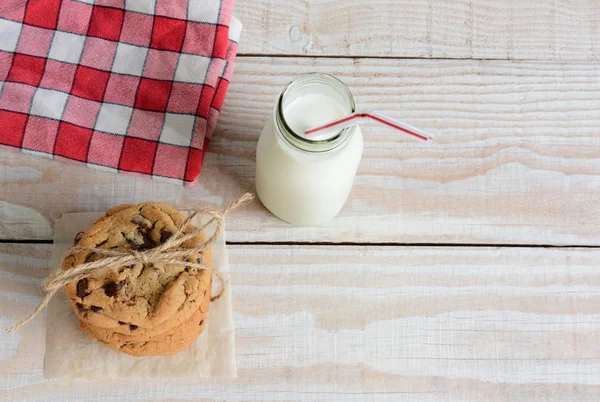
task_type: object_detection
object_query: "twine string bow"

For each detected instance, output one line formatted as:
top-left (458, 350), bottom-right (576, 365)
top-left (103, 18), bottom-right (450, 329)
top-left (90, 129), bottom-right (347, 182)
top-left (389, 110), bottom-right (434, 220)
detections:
top-left (6, 193), bottom-right (255, 333)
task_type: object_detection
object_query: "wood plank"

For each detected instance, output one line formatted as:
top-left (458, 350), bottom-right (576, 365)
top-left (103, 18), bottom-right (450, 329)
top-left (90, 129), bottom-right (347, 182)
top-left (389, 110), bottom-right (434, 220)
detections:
top-left (1, 57), bottom-right (599, 244)
top-left (235, 0), bottom-right (600, 60)
top-left (2, 244), bottom-right (600, 400)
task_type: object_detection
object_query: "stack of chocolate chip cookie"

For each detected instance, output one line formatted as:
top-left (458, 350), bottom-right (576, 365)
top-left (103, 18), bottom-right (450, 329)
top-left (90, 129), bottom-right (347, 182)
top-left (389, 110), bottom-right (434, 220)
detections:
top-left (62, 202), bottom-right (212, 356)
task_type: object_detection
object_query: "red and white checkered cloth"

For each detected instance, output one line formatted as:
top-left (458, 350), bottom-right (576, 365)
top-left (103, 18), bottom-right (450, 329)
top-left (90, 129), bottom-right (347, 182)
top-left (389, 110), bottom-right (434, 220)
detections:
top-left (0, 0), bottom-right (241, 185)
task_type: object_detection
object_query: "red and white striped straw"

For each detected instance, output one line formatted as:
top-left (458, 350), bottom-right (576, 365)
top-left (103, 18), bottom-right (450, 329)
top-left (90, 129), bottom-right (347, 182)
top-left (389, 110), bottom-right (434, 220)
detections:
top-left (305, 109), bottom-right (433, 143)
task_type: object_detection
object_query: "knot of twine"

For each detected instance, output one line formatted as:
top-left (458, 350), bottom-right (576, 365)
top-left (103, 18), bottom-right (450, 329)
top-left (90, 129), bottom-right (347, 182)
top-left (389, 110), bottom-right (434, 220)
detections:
top-left (6, 193), bottom-right (255, 333)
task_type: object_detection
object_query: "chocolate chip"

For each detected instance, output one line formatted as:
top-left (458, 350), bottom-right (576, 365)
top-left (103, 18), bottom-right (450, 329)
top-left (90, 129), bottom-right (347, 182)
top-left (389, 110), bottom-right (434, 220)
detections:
top-left (131, 215), bottom-right (148, 228)
top-left (76, 279), bottom-right (88, 298)
top-left (130, 324), bottom-right (138, 331)
top-left (128, 231), bottom-right (156, 250)
top-left (184, 267), bottom-right (190, 272)
top-left (118, 321), bottom-right (127, 325)
top-left (103, 280), bottom-right (125, 297)
top-left (141, 234), bottom-right (155, 249)
top-left (103, 282), bottom-right (118, 296)
top-left (74, 231), bottom-right (85, 245)
top-left (160, 230), bottom-right (173, 243)
top-left (76, 303), bottom-right (86, 312)
top-left (127, 240), bottom-right (139, 250)
top-left (199, 320), bottom-right (203, 326)
top-left (90, 306), bottom-right (102, 312)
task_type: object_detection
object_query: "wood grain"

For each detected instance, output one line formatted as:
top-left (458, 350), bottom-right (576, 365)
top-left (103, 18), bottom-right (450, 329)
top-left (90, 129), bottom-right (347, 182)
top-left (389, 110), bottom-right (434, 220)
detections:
top-left (235, 0), bottom-right (600, 60)
top-left (2, 244), bottom-right (600, 401)
top-left (1, 57), bottom-right (599, 245)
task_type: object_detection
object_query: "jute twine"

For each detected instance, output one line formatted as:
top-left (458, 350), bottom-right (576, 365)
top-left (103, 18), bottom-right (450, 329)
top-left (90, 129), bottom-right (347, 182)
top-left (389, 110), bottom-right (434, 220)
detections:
top-left (6, 193), bottom-right (255, 334)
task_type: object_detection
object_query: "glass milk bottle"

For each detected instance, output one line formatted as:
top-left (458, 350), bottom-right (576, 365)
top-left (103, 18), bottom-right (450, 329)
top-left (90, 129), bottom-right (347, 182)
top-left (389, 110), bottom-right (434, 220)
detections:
top-left (255, 73), bottom-right (363, 226)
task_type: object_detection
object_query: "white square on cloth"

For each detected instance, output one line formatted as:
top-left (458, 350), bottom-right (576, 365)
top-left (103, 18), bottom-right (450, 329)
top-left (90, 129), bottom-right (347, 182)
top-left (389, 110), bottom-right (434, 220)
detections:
top-left (175, 53), bottom-right (210, 84)
top-left (188, 0), bottom-right (220, 23)
top-left (125, 0), bottom-right (157, 14)
top-left (30, 88), bottom-right (69, 120)
top-left (160, 113), bottom-right (196, 146)
top-left (48, 31), bottom-right (86, 64)
top-left (45, 212), bottom-right (237, 379)
top-left (95, 103), bottom-right (134, 135)
top-left (0, 19), bottom-right (22, 52)
top-left (112, 43), bottom-right (148, 76)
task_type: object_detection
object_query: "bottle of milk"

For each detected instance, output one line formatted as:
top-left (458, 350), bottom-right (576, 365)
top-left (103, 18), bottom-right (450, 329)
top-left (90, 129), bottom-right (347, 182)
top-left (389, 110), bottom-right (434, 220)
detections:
top-left (255, 73), bottom-right (363, 226)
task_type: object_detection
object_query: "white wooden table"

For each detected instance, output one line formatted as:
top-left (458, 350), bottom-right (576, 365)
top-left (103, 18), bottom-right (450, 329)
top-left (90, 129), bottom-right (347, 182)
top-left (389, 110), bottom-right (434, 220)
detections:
top-left (2, 1), bottom-right (600, 400)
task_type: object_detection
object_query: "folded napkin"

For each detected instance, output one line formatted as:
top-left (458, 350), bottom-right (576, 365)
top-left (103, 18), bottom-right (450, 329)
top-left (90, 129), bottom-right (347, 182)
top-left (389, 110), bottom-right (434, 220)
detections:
top-left (0, 0), bottom-right (241, 185)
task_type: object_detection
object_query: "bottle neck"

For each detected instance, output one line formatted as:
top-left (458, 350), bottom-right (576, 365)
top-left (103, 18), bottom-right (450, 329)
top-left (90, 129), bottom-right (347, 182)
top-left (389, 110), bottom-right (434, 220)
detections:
top-left (274, 73), bottom-right (356, 153)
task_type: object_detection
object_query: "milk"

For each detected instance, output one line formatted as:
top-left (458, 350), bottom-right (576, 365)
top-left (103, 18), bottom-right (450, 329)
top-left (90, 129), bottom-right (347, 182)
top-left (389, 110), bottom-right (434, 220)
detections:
top-left (282, 94), bottom-right (348, 142)
top-left (255, 74), bottom-right (363, 226)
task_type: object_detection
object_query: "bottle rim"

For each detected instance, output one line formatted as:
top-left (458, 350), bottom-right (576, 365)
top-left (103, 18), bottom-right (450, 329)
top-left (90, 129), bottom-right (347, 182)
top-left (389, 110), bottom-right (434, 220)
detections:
top-left (274, 72), bottom-right (356, 153)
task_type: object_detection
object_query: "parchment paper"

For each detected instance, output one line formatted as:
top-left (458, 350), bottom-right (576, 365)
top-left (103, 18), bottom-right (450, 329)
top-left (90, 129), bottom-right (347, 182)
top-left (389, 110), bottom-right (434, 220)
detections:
top-left (45, 212), bottom-right (237, 379)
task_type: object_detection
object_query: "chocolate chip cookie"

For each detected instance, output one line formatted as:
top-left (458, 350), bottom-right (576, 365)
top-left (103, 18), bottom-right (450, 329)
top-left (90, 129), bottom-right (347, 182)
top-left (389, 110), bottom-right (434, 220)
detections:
top-left (79, 274), bottom-right (211, 342)
top-left (80, 308), bottom-right (208, 356)
top-left (63, 202), bottom-right (213, 354)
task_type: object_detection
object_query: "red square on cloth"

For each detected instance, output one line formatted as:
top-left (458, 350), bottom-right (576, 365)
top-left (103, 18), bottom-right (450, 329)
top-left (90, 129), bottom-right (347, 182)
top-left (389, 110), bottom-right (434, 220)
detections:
top-left (156, 0), bottom-right (187, 19)
top-left (212, 78), bottom-right (230, 110)
top-left (72, 66), bottom-right (111, 102)
top-left (218, 0), bottom-right (235, 25)
top-left (182, 22), bottom-right (216, 56)
top-left (0, 82), bottom-right (36, 114)
top-left (24, 0), bottom-right (61, 29)
top-left (54, 122), bottom-right (93, 162)
top-left (191, 117), bottom-right (207, 148)
top-left (196, 85), bottom-right (215, 119)
top-left (0, 0), bottom-right (27, 21)
top-left (104, 74), bottom-right (140, 107)
top-left (8, 54), bottom-right (46, 86)
top-left (57, 0), bottom-right (93, 35)
top-left (213, 25), bottom-right (230, 58)
top-left (128, 110), bottom-right (164, 140)
top-left (153, 143), bottom-right (187, 178)
top-left (62, 96), bottom-right (102, 129)
top-left (135, 78), bottom-right (172, 112)
top-left (16, 25), bottom-right (54, 58)
top-left (168, 83), bottom-right (203, 114)
top-left (119, 137), bottom-right (158, 174)
top-left (39, 60), bottom-right (77, 92)
top-left (151, 16), bottom-right (187, 52)
top-left (96, 0), bottom-right (125, 7)
top-left (143, 49), bottom-right (179, 80)
top-left (0, 110), bottom-right (28, 147)
top-left (184, 146), bottom-right (207, 182)
top-left (22, 116), bottom-right (59, 153)
top-left (80, 38), bottom-right (118, 71)
top-left (120, 12), bottom-right (154, 47)
top-left (205, 59), bottom-right (225, 89)
top-left (0, 52), bottom-right (12, 81)
top-left (87, 131), bottom-right (124, 168)
top-left (88, 6), bottom-right (124, 41)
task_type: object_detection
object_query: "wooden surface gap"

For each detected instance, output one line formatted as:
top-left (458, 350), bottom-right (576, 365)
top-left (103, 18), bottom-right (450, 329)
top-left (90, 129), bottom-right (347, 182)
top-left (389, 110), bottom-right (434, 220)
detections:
top-left (1, 239), bottom-right (600, 250)
top-left (226, 242), bottom-right (600, 249)
top-left (236, 53), bottom-right (592, 63)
